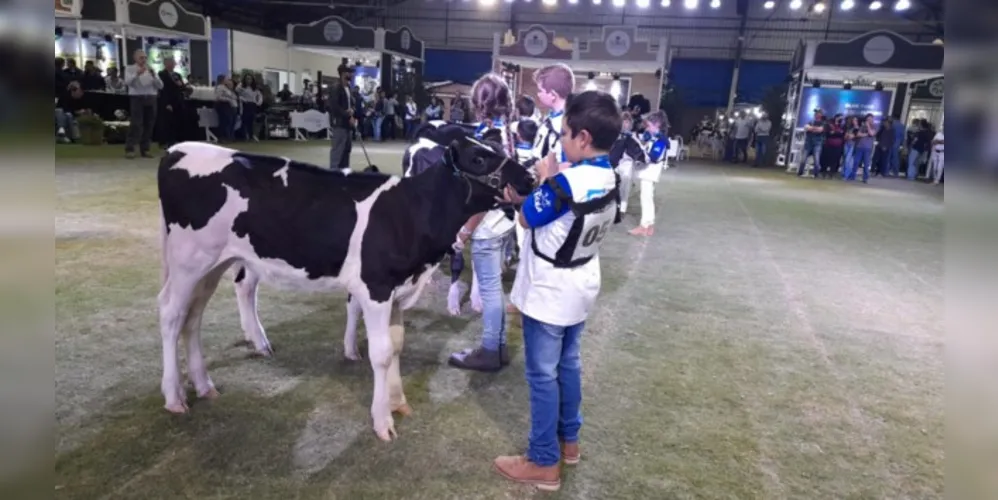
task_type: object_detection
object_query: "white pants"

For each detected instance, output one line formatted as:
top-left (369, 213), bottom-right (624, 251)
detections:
top-left (639, 179), bottom-right (655, 227)
top-left (928, 150), bottom-right (944, 183)
top-left (617, 161), bottom-right (635, 212)
top-left (514, 223), bottom-right (525, 255)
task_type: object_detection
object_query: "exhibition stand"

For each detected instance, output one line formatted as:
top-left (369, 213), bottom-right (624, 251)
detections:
top-left (778, 31), bottom-right (944, 172)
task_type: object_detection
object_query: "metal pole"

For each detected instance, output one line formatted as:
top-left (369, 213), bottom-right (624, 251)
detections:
top-left (76, 18), bottom-right (84, 67)
top-left (726, 10), bottom-right (749, 113)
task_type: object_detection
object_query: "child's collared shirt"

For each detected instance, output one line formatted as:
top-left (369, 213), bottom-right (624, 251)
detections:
top-left (638, 131), bottom-right (670, 182)
top-left (532, 109), bottom-right (564, 162)
top-left (510, 155), bottom-right (617, 326)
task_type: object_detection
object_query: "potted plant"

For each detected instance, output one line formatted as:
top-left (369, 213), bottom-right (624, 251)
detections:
top-left (76, 112), bottom-right (105, 146)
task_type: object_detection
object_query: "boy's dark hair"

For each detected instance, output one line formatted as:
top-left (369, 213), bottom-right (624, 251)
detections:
top-left (516, 119), bottom-right (539, 144)
top-left (516, 95), bottom-right (536, 119)
top-left (564, 90), bottom-right (622, 152)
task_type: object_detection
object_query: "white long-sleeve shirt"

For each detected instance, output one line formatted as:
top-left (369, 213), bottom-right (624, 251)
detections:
top-left (124, 64), bottom-right (163, 96)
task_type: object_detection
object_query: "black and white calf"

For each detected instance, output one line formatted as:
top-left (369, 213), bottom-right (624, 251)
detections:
top-left (156, 138), bottom-right (532, 441)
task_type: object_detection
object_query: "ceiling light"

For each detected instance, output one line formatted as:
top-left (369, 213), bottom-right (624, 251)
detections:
top-left (592, 0), bottom-right (601, 4)
top-left (683, 0), bottom-right (698, 9)
top-left (480, 0), bottom-right (496, 5)
top-left (840, 0), bottom-right (854, 9)
top-left (613, 0), bottom-right (625, 6)
top-left (789, 0), bottom-right (803, 9)
top-left (763, 0), bottom-right (775, 8)
top-left (710, 0), bottom-right (720, 7)
top-left (894, 0), bottom-right (910, 10)
top-left (662, 0), bottom-right (672, 5)
top-left (637, 0), bottom-right (650, 7)
top-left (813, 1), bottom-right (826, 12)
top-left (869, 0), bottom-right (882, 10)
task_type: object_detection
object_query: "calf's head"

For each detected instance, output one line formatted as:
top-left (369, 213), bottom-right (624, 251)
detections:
top-left (445, 136), bottom-right (534, 213)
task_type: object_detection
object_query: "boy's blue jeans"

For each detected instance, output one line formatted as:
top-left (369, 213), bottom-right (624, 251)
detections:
top-left (522, 314), bottom-right (584, 467)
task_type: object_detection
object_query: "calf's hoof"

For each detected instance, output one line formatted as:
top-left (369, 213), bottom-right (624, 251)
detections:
top-left (374, 418), bottom-right (398, 442)
top-left (199, 387), bottom-right (221, 400)
top-left (164, 401), bottom-right (189, 414)
top-left (250, 344), bottom-right (275, 358)
top-left (392, 403), bottom-right (413, 417)
top-left (344, 350), bottom-right (363, 361)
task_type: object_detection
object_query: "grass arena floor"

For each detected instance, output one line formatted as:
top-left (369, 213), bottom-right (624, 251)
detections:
top-left (55, 141), bottom-right (944, 499)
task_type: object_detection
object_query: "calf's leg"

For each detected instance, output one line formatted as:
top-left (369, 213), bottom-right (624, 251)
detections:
top-left (233, 266), bottom-right (274, 357)
top-left (388, 305), bottom-right (411, 416)
top-left (183, 264), bottom-right (229, 399)
top-left (343, 294), bottom-right (363, 361)
top-left (159, 272), bottom-right (200, 413)
top-left (360, 297), bottom-right (397, 441)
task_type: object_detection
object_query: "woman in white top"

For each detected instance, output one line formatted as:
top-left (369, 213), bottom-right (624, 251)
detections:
top-left (448, 73), bottom-right (515, 372)
top-left (236, 74), bottom-right (263, 141)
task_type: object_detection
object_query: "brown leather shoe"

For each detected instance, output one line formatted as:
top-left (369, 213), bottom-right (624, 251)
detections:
top-left (561, 441), bottom-right (580, 465)
top-left (493, 455), bottom-right (560, 491)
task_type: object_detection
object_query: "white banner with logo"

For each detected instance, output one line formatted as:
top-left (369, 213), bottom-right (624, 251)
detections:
top-left (289, 110), bottom-right (332, 140)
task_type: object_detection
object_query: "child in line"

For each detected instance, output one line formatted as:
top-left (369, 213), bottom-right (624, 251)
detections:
top-left (608, 112), bottom-right (646, 221)
top-left (511, 119), bottom-right (540, 260)
top-left (630, 110), bottom-right (670, 237)
top-left (493, 90), bottom-right (623, 491)
top-left (532, 63), bottom-right (574, 162)
top-left (448, 72), bottom-right (516, 372)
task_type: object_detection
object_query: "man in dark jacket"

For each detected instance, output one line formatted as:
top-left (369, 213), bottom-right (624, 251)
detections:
top-left (157, 57), bottom-right (188, 148)
top-left (875, 117), bottom-right (895, 176)
top-left (327, 64), bottom-right (356, 169)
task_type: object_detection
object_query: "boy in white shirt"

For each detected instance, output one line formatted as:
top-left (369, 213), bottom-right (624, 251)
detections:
top-left (492, 91), bottom-right (622, 491)
top-left (532, 63), bottom-right (575, 162)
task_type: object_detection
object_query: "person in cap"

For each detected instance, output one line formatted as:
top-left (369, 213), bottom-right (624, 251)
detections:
top-left (797, 107), bottom-right (827, 178)
top-left (328, 64), bottom-right (357, 169)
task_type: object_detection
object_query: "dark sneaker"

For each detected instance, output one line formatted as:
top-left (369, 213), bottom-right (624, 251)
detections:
top-left (500, 344), bottom-right (511, 367)
top-left (140, 151), bottom-right (154, 158)
top-left (125, 152), bottom-right (136, 159)
top-left (448, 347), bottom-right (502, 372)
top-left (493, 455), bottom-right (560, 491)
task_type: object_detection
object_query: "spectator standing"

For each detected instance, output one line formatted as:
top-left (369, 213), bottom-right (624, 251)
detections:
top-left (875, 117), bottom-right (895, 177)
top-left (123, 49), bottom-right (163, 158)
top-left (844, 113), bottom-right (876, 183)
top-left (928, 127), bottom-right (944, 184)
top-left (820, 114), bottom-right (846, 178)
top-left (372, 89), bottom-right (385, 141)
top-left (842, 116), bottom-right (859, 177)
top-left (796, 109), bottom-right (827, 178)
top-left (157, 57), bottom-right (188, 148)
top-left (424, 97), bottom-right (442, 121)
top-left (63, 58), bottom-right (83, 84)
top-left (80, 61), bottom-right (105, 91)
top-left (404, 95), bottom-right (418, 139)
top-left (236, 73), bottom-right (263, 141)
top-left (382, 92), bottom-right (398, 140)
top-left (326, 64), bottom-right (356, 169)
top-left (105, 67), bottom-right (126, 94)
top-left (888, 115), bottom-right (905, 177)
top-left (213, 75), bottom-right (238, 142)
top-left (276, 83), bottom-right (292, 102)
top-left (731, 114), bottom-right (752, 163)
top-left (752, 112), bottom-right (772, 166)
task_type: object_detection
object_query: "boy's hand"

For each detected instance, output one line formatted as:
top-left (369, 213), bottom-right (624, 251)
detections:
top-left (537, 152), bottom-right (559, 181)
top-left (497, 186), bottom-right (526, 205)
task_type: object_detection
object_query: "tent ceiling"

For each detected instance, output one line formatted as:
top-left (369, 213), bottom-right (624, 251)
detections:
top-left (806, 68), bottom-right (943, 84)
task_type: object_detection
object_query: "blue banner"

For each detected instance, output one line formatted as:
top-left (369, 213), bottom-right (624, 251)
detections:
top-left (797, 87), bottom-right (892, 126)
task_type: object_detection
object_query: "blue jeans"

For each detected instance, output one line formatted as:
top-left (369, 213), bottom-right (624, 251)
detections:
top-left (845, 146), bottom-right (872, 182)
top-left (373, 115), bottom-right (384, 141)
top-left (523, 314), bottom-right (584, 467)
top-left (888, 146), bottom-right (900, 176)
top-left (907, 148), bottom-right (923, 180)
top-left (797, 141), bottom-right (822, 176)
top-left (55, 109), bottom-right (78, 140)
top-left (842, 142), bottom-right (855, 178)
top-left (471, 235), bottom-right (507, 351)
top-left (240, 102), bottom-right (257, 140)
top-left (754, 137), bottom-right (768, 166)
